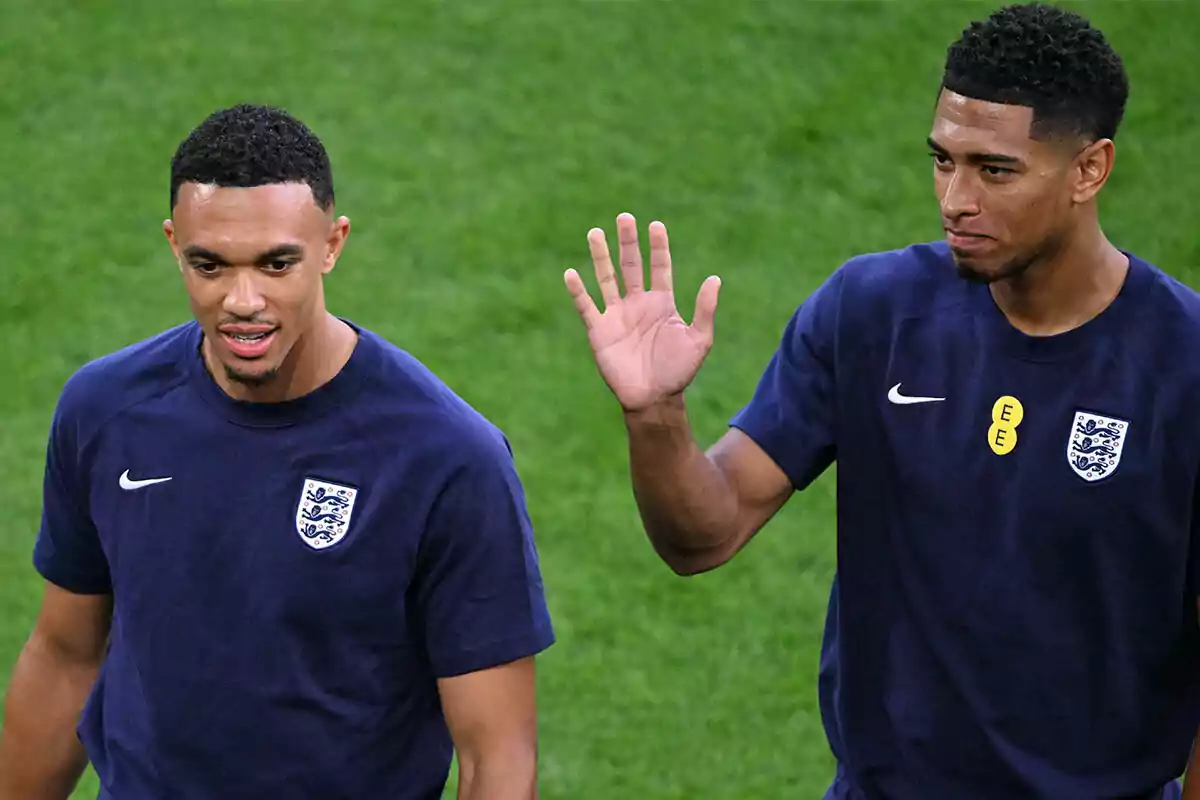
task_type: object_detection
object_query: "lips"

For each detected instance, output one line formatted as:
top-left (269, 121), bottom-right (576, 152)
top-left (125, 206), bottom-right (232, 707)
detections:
top-left (218, 326), bottom-right (278, 360)
top-left (946, 230), bottom-right (993, 253)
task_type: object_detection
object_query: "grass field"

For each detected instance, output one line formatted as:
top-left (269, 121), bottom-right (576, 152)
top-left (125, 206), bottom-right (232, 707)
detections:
top-left (1, 2), bottom-right (1198, 797)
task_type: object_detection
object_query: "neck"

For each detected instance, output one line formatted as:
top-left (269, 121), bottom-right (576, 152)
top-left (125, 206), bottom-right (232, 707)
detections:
top-left (206, 313), bottom-right (358, 403)
top-left (988, 222), bottom-right (1129, 337)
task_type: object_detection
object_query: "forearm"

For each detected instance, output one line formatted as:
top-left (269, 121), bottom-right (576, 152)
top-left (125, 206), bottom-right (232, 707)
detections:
top-left (0, 640), bottom-right (97, 800)
top-left (624, 395), bottom-right (740, 573)
top-left (456, 754), bottom-right (537, 800)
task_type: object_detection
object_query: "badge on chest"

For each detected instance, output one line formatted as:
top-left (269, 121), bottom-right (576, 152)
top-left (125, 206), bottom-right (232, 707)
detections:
top-left (1066, 411), bottom-right (1129, 482)
top-left (982, 394), bottom-right (1129, 482)
top-left (295, 478), bottom-right (359, 550)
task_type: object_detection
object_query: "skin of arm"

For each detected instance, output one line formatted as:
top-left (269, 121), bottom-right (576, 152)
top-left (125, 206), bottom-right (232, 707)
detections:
top-left (0, 583), bottom-right (112, 800)
top-left (438, 657), bottom-right (541, 800)
top-left (623, 394), bottom-right (794, 576)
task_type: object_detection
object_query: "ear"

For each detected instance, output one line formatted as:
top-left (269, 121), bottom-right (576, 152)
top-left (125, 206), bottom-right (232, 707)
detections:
top-left (1071, 138), bottom-right (1115, 205)
top-left (163, 219), bottom-right (184, 274)
top-left (323, 215), bottom-right (352, 275)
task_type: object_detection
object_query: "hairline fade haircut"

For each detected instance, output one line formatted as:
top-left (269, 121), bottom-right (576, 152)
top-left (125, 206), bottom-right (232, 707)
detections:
top-left (169, 103), bottom-right (335, 212)
top-left (940, 2), bottom-right (1129, 144)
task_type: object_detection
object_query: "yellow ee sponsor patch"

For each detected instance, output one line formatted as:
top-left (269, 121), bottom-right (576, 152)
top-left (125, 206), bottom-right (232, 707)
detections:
top-left (988, 395), bottom-right (1023, 455)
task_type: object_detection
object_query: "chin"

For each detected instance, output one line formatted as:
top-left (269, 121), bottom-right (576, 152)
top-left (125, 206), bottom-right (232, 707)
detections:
top-left (222, 361), bottom-right (281, 388)
top-left (950, 251), bottom-right (994, 282)
top-left (952, 250), bottom-right (1033, 285)
top-left (953, 257), bottom-right (1001, 284)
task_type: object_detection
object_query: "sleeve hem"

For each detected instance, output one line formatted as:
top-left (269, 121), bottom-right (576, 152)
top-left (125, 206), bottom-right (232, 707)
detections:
top-left (33, 556), bottom-right (113, 596)
top-left (430, 626), bottom-right (556, 679)
top-left (729, 416), bottom-right (811, 491)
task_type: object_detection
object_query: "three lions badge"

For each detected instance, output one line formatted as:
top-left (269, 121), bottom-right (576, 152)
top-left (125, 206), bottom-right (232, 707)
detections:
top-left (1067, 411), bottom-right (1128, 483)
top-left (295, 478), bottom-right (358, 549)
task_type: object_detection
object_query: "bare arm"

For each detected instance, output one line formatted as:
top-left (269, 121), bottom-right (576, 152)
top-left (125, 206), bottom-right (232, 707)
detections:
top-left (439, 657), bottom-right (540, 800)
top-left (625, 396), bottom-right (793, 576)
top-left (0, 582), bottom-right (112, 800)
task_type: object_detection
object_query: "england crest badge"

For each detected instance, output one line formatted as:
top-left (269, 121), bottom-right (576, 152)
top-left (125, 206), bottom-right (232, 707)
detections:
top-left (1066, 411), bottom-right (1128, 483)
top-left (295, 478), bottom-right (358, 550)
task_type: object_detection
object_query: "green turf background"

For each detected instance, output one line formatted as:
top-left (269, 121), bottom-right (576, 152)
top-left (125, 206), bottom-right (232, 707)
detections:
top-left (1, 2), bottom-right (1197, 797)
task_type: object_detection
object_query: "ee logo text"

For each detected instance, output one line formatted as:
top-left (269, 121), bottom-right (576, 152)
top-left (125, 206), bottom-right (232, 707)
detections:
top-left (988, 395), bottom-right (1023, 455)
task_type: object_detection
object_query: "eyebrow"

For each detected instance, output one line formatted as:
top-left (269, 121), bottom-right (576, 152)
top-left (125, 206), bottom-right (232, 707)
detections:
top-left (927, 137), bottom-right (1023, 165)
top-left (182, 243), bottom-right (305, 264)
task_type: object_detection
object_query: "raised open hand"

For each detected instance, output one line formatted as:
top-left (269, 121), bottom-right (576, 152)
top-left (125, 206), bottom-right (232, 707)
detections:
top-left (564, 213), bottom-right (721, 413)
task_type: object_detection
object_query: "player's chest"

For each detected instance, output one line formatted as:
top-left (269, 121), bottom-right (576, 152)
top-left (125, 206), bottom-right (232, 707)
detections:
top-left (84, 422), bottom-right (427, 606)
top-left (876, 366), bottom-right (1141, 478)
top-left (854, 333), bottom-right (1196, 504)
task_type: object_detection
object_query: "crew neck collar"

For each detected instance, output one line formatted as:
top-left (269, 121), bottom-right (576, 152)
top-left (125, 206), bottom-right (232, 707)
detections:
top-left (968, 251), bottom-right (1153, 363)
top-left (185, 319), bottom-right (372, 428)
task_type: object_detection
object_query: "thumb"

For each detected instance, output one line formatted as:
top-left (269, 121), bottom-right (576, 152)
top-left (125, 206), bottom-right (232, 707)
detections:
top-left (691, 275), bottom-right (721, 340)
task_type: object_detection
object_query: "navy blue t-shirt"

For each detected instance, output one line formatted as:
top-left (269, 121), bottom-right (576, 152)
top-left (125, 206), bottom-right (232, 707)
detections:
top-left (32, 320), bottom-right (555, 800)
top-left (731, 242), bottom-right (1200, 798)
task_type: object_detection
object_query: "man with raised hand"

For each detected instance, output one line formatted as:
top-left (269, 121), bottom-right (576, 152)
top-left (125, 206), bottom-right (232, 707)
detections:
top-left (565, 4), bottom-right (1200, 796)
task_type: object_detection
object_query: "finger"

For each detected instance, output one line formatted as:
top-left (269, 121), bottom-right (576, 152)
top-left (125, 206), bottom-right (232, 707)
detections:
top-left (616, 212), bottom-right (644, 294)
top-left (587, 227), bottom-right (621, 309)
top-left (691, 275), bottom-right (722, 341)
top-left (564, 268), bottom-right (601, 330)
top-left (647, 220), bottom-right (673, 294)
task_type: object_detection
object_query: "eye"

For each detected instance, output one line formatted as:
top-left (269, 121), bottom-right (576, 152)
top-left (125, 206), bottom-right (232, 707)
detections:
top-left (192, 262), bottom-right (220, 275)
top-left (982, 165), bottom-right (1015, 177)
top-left (263, 260), bottom-right (295, 273)
top-left (929, 152), bottom-right (953, 169)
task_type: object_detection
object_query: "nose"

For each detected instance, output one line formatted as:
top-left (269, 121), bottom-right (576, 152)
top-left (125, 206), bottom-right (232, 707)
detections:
top-left (939, 169), bottom-right (981, 223)
top-left (222, 268), bottom-right (268, 318)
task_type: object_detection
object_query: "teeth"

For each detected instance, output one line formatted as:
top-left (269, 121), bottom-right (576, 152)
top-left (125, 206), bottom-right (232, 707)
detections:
top-left (232, 333), bottom-right (267, 342)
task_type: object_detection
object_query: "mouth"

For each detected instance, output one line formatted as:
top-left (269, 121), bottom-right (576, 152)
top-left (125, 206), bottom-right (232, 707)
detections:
top-left (945, 230), bottom-right (994, 253)
top-left (218, 326), bottom-right (279, 360)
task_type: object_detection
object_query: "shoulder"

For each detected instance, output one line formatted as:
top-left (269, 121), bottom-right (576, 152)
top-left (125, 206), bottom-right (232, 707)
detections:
top-left (1135, 255), bottom-right (1200, 330)
top-left (351, 325), bottom-right (518, 472)
top-left (53, 322), bottom-right (195, 446)
top-left (349, 327), bottom-right (528, 523)
top-left (1123, 254), bottom-right (1200, 375)
top-left (828, 240), bottom-right (957, 312)
top-left (782, 240), bottom-right (958, 342)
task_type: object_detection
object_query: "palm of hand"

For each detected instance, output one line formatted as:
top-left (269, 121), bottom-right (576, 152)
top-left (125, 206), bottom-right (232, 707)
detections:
top-left (588, 292), bottom-right (709, 410)
top-left (565, 214), bottom-right (721, 413)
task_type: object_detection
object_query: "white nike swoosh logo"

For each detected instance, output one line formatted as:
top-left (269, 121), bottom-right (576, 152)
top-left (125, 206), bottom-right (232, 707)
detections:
top-left (119, 470), bottom-right (173, 490)
top-left (887, 383), bottom-right (945, 405)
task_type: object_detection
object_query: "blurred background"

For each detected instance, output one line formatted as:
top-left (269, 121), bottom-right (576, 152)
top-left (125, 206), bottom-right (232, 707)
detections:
top-left (1, 1), bottom-right (1196, 797)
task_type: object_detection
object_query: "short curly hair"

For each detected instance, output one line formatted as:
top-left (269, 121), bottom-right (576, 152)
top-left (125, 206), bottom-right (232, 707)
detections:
top-left (169, 104), bottom-right (335, 211)
top-left (941, 2), bottom-right (1129, 142)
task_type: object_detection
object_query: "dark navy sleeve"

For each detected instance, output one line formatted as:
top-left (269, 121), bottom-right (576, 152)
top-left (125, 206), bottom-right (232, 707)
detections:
top-left (414, 427), bottom-right (555, 679)
top-left (32, 389), bottom-right (112, 595)
top-left (729, 269), bottom-right (843, 491)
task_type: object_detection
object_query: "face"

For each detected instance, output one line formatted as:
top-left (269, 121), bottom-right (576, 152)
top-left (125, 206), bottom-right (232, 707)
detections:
top-left (928, 89), bottom-right (1114, 284)
top-left (163, 182), bottom-right (350, 391)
